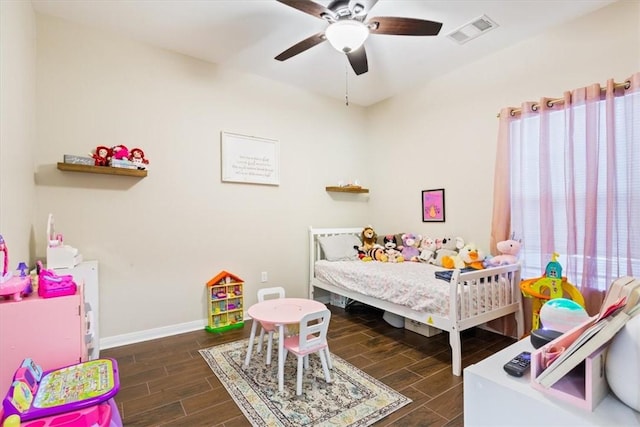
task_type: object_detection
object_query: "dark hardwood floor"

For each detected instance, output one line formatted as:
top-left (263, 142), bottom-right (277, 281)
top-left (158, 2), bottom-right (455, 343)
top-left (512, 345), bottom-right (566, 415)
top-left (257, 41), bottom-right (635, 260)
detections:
top-left (101, 305), bottom-right (516, 426)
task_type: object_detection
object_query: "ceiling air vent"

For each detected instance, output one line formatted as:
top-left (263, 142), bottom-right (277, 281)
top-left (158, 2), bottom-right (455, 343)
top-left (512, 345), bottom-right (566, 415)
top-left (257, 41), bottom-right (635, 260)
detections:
top-left (447, 15), bottom-right (499, 45)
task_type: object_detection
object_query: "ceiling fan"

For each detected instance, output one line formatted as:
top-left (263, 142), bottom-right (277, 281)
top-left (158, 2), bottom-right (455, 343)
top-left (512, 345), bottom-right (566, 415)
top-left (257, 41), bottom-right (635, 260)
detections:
top-left (274, 0), bottom-right (443, 76)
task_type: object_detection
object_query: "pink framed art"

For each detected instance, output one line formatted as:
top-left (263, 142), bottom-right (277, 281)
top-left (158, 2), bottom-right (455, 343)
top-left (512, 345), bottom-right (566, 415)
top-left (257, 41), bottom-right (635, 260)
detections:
top-left (422, 189), bottom-right (445, 222)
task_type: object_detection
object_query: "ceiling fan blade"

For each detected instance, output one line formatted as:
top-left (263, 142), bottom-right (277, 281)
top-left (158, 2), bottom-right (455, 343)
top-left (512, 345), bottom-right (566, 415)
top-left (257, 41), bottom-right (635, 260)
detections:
top-left (349, 0), bottom-right (379, 20)
top-left (275, 32), bottom-right (326, 61)
top-left (276, 0), bottom-right (337, 21)
top-left (346, 46), bottom-right (368, 75)
top-left (368, 16), bottom-right (443, 36)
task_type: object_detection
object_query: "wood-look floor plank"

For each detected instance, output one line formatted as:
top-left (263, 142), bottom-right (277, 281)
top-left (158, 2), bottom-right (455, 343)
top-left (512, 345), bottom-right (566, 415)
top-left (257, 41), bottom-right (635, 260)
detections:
top-left (101, 306), bottom-right (515, 426)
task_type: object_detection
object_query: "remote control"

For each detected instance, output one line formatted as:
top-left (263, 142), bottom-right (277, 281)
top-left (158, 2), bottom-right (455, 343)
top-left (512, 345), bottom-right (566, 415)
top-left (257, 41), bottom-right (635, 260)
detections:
top-left (503, 351), bottom-right (531, 377)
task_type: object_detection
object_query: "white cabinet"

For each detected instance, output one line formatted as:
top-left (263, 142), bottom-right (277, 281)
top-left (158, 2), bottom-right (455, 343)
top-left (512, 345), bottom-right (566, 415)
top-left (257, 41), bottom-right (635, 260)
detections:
top-left (463, 338), bottom-right (638, 426)
top-left (56, 260), bottom-right (99, 359)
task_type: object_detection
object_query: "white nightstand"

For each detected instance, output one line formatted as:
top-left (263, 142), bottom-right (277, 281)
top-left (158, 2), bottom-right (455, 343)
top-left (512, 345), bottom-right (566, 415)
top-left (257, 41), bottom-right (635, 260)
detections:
top-left (463, 338), bottom-right (638, 426)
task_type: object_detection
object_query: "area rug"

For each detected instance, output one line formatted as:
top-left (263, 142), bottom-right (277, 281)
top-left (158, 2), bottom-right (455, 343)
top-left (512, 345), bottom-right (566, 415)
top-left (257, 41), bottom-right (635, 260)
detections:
top-left (199, 339), bottom-right (411, 426)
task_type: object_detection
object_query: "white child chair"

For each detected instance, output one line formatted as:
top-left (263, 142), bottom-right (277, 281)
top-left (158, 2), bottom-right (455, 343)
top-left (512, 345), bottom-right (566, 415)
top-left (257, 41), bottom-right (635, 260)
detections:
top-left (283, 308), bottom-right (332, 396)
top-left (256, 286), bottom-right (286, 365)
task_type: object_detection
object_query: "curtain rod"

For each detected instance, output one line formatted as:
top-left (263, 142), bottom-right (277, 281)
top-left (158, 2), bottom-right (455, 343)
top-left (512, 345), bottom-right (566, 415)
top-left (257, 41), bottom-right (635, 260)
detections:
top-left (497, 80), bottom-right (631, 118)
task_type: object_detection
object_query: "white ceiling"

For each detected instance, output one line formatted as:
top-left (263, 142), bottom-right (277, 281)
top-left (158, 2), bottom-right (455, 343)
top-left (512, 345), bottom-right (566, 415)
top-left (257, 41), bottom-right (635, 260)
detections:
top-left (31, 0), bottom-right (615, 107)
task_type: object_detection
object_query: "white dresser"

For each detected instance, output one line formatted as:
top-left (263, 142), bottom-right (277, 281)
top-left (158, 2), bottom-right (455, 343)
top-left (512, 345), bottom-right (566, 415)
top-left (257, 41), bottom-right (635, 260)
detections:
top-left (463, 338), bottom-right (638, 426)
top-left (55, 260), bottom-right (99, 360)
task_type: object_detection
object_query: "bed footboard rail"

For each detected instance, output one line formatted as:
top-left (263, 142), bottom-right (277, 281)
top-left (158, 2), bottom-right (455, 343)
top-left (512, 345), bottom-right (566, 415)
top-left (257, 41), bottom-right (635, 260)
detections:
top-left (449, 264), bottom-right (522, 329)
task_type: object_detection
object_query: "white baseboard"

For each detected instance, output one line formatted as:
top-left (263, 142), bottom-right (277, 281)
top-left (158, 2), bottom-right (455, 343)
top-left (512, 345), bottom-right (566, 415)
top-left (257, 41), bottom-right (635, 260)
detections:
top-left (100, 318), bottom-right (208, 350)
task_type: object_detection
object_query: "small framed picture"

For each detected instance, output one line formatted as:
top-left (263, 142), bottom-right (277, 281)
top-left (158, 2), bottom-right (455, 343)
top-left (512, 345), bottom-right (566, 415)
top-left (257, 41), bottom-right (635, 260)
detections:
top-left (422, 189), bottom-right (445, 222)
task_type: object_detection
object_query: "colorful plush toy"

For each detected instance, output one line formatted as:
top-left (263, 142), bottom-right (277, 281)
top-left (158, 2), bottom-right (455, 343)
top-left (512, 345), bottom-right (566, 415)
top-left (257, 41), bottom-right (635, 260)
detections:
top-left (91, 146), bottom-right (111, 166)
top-left (360, 226), bottom-right (380, 252)
top-left (417, 237), bottom-right (437, 263)
top-left (362, 246), bottom-right (388, 262)
top-left (111, 144), bottom-right (129, 160)
top-left (383, 235), bottom-right (404, 263)
top-left (459, 243), bottom-right (486, 270)
top-left (400, 233), bottom-right (421, 261)
top-left (484, 239), bottom-right (521, 267)
top-left (431, 236), bottom-right (465, 267)
top-left (355, 226), bottom-right (387, 262)
top-left (129, 148), bottom-right (149, 169)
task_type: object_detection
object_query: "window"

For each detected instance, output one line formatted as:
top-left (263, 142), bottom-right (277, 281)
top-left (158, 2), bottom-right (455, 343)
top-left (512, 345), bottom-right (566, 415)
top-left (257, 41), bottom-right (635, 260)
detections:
top-left (508, 89), bottom-right (640, 291)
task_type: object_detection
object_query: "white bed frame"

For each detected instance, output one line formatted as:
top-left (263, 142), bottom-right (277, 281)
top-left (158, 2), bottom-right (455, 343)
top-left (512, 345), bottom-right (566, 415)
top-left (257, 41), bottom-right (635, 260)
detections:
top-left (309, 226), bottom-right (524, 376)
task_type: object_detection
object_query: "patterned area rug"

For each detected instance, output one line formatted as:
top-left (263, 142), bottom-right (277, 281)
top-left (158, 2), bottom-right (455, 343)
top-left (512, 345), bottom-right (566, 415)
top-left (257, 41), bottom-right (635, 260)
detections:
top-left (199, 339), bottom-right (411, 426)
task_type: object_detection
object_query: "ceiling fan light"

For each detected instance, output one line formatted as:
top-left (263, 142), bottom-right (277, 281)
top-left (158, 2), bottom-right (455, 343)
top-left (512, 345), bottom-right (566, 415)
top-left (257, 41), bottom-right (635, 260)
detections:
top-left (325, 20), bottom-right (369, 53)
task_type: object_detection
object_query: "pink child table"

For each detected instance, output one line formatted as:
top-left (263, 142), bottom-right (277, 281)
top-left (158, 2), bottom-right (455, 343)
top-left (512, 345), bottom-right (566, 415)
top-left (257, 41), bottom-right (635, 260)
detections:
top-left (244, 298), bottom-right (327, 392)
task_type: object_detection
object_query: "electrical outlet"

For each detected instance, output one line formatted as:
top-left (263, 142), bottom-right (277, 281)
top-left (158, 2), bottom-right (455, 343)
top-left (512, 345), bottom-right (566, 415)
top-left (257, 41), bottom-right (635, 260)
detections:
top-left (261, 271), bottom-right (268, 282)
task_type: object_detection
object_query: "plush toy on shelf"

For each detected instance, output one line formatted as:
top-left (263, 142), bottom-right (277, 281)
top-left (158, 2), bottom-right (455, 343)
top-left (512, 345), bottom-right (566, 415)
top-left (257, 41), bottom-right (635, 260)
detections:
top-left (111, 144), bottom-right (129, 160)
top-left (383, 235), bottom-right (404, 263)
top-left (484, 238), bottom-right (522, 267)
top-left (90, 146), bottom-right (111, 166)
top-left (400, 233), bottom-right (421, 261)
top-left (129, 148), bottom-right (149, 170)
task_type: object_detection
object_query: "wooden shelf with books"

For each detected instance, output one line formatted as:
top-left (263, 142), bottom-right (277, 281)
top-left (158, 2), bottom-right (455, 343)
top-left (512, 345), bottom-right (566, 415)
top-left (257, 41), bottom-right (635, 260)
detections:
top-left (57, 163), bottom-right (147, 177)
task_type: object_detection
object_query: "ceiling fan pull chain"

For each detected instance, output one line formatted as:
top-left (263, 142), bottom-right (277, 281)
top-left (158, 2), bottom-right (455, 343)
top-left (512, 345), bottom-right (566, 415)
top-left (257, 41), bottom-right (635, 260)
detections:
top-left (345, 62), bottom-right (349, 106)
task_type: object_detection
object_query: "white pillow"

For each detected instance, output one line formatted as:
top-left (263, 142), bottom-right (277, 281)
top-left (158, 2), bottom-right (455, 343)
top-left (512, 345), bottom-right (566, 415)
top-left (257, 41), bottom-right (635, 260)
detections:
top-left (318, 234), bottom-right (361, 261)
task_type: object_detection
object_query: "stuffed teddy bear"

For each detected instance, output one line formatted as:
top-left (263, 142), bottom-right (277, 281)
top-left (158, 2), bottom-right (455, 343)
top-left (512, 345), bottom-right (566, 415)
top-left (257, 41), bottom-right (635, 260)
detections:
top-left (400, 233), bottom-right (421, 261)
top-left (458, 243), bottom-right (486, 270)
top-left (431, 236), bottom-right (465, 267)
top-left (417, 237), bottom-right (437, 263)
top-left (383, 235), bottom-right (404, 263)
top-left (484, 239), bottom-right (521, 267)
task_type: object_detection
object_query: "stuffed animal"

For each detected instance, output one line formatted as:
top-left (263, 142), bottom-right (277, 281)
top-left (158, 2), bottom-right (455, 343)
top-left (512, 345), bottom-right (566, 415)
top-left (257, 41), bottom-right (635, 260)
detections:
top-left (431, 236), bottom-right (465, 267)
top-left (459, 243), bottom-right (486, 270)
top-left (400, 233), bottom-right (421, 261)
top-left (360, 226), bottom-right (380, 252)
top-left (129, 148), bottom-right (149, 169)
top-left (356, 226), bottom-right (387, 261)
top-left (417, 237), bottom-right (437, 263)
top-left (90, 146), bottom-right (111, 166)
top-left (484, 239), bottom-right (521, 267)
top-left (363, 246), bottom-right (388, 262)
top-left (111, 144), bottom-right (129, 160)
top-left (383, 235), bottom-right (404, 263)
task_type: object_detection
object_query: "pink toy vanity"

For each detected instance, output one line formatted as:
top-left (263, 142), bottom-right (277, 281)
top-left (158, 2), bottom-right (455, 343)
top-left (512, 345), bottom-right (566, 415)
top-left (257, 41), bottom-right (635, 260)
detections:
top-left (0, 235), bottom-right (31, 302)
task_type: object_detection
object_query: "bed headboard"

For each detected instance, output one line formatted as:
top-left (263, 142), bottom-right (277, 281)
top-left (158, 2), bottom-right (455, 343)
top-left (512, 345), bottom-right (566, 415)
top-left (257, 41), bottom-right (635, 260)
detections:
top-left (308, 226), bottom-right (362, 283)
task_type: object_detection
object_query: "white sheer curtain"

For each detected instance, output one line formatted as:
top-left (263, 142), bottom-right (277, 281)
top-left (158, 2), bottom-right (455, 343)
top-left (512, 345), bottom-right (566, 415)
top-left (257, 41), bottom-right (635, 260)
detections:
top-left (491, 72), bottom-right (640, 316)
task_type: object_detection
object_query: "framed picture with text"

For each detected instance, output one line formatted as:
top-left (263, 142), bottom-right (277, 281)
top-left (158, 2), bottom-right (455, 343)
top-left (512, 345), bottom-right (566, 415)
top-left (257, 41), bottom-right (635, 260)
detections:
top-left (422, 189), bottom-right (445, 222)
top-left (221, 132), bottom-right (279, 186)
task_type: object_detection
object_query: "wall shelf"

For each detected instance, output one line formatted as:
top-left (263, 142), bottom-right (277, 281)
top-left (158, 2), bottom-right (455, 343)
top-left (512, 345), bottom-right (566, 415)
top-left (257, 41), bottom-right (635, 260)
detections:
top-left (57, 162), bottom-right (147, 177)
top-left (325, 186), bottom-right (369, 194)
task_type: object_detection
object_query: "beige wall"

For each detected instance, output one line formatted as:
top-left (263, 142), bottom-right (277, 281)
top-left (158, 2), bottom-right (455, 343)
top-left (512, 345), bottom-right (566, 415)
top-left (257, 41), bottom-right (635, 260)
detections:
top-left (367, 0), bottom-right (639, 250)
top-left (2, 1), bottom-right (637, 345)
top-left (34, 15), bottom-right (370, 340)
top-left (0, 1), bottom-right (37, 264)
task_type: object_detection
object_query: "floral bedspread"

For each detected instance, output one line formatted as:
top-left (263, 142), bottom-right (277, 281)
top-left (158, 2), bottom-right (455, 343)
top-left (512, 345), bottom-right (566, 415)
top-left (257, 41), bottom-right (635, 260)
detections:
top-left (314, 260), bottom-right (453, 317)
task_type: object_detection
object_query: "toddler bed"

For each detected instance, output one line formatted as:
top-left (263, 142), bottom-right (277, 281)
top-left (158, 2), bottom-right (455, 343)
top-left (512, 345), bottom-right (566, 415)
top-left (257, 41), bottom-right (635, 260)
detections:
top-left (308, 227), bottom-right (524, 376)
